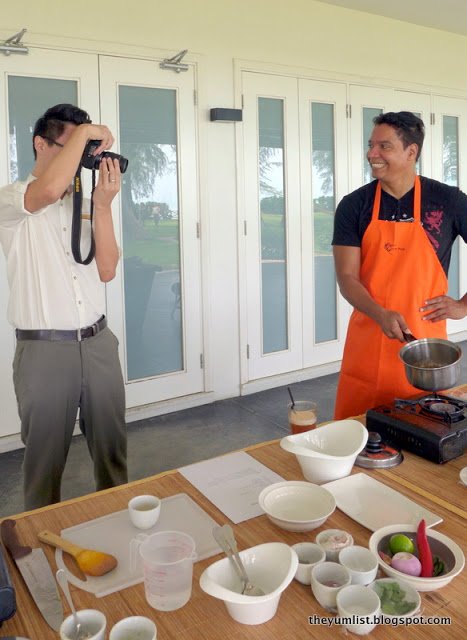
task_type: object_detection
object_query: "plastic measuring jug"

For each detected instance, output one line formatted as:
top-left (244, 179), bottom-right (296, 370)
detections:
top-left (131, 530), bottom-right (197, 611)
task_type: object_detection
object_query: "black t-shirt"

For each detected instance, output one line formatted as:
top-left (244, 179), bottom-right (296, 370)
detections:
top-left (332, 176), bottom-right (467, 275)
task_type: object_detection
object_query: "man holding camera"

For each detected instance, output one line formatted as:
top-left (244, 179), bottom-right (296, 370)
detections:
top-left (0, 104), bottom-right (127, 510)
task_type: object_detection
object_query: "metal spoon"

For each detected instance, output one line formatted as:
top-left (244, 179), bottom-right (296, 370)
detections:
top-left (56, 569), bottom-right (81, 640)
top-left (213, 525), bottom-right (264, 596)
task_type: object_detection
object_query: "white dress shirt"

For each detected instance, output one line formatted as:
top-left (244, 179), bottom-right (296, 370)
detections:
top-left (0, 175), bottom-right (105, 329)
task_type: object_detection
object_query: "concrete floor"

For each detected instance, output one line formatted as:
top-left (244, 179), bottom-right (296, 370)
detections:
top-left (1, 339), bottom-right (466, 518)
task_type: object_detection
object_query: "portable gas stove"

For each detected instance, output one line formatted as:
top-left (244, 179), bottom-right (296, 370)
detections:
top-left (366, 393), bottom-right (467, 464)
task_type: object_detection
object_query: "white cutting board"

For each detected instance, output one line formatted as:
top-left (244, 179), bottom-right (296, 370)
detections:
top-left (55, 493), bottom-right (221, 597)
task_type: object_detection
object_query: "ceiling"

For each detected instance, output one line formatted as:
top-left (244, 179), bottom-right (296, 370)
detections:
top-left (315, 0), bottom-right (467, 37)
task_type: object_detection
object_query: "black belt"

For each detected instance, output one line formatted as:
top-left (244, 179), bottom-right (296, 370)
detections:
top-left (15, 316), bottom-right (107, 342)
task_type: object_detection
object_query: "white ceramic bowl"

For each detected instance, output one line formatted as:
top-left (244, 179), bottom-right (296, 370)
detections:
top-left (280, 419), bottom-right (368, 484)
top-left (316, 528), bottom-right (354, 562)
top-left (258, 481), bottom-right (336, 532)
top-left (336, 585), bottom-right (381, 635)
top-left (291, 542), bottom-right (326, 585)
top-left (199, 542), bottom-right (298, 625)
top-left (338, 545), bottom-right (378, 586)
top-left (369, 524), bottom-right (465, 591)
top-left (369, 577), bottom-right (421, 620)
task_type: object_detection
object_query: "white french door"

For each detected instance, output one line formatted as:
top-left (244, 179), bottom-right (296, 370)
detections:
top-left (0, 49), bottom-right (100, 439)
top-left (99, 56), bottom-right (204, 407)
top-left (241, 72), bottom-right (350, 381)
top-left (242, 72), bottom-right (302, 379)
top-left (299, 79), bottom-right (350, 366)
top-left (431, 95), bottom-right (467, 335)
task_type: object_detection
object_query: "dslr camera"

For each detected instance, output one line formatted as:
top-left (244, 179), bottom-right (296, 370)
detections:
top-left (81, 139), bottom-right (128, 173)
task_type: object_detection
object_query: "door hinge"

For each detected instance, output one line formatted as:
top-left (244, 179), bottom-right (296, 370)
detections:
top-left (346, 104), bottom-right (352, 119)
top-left (243, 220), bottom-right (247, 235)
top-left (193, 89), bottom-right (197, 106)
top-left (200, 353), bottom-right (204, 369)
top-left (246, 344), bottom-right (250, 359)
top-left (241, 94), bottom-right (244, 109)
top-left (196, 221), bottom-right (200, 238)
top-left (430, 112), bottom-right (435, 125)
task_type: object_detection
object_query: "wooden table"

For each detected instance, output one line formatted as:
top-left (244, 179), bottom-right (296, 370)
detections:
top-left (1, 397), bottom-right (466, 639)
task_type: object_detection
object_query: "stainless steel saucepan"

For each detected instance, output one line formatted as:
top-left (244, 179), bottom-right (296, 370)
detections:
top-left (399, 338), bottom-right (462, 391)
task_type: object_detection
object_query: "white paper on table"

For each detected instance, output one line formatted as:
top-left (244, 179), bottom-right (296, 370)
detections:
top-left (179, 451), bottom-right (284, 523)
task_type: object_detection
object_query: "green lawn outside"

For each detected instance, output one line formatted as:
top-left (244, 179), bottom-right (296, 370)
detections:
top-left (261, 210), bottom-right (334, 258)
top-left (124, 219), bottom-right (180, 268)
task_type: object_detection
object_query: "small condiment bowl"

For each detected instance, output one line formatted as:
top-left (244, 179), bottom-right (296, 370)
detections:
top-left (128, 495), bottom-right (161, 530)
top-left (316, 528), bottom-right (353, 562)
top-left (60, 609), bottom-right (106, 640)
top-left (109, 615), bottom-right (157, 639)
top-left (311, 561), bottom-right (351, 612)
top-left (336, 585), bottom-right (381, 635)
top-left (291, 542), bottom-right (326, 585)
top-left (338, 545), bottom-right (379, 586)
top-left (369, 577), bottom-right (421, 621)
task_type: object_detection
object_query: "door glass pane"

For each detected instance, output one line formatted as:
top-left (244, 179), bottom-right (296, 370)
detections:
top-left (443, 115), bottom-right (460, 299)
top-left (8, 76), bottom-right (77, 181)
top-left (311, 102), bottom-right (337, 343)
top-left (362, 107), bottom-right (382, 184)
top-left (119, 86), bottom-right (183, 380)
top-left (258, 98), bottom-right (288, 353)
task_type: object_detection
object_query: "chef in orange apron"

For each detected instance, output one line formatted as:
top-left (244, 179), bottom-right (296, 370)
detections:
top-left (333, 114), bottom-right (449, 419)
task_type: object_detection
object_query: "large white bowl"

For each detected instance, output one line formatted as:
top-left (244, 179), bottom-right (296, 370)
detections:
top-left (369, 524), bottom-right (465, 591)
top-left (199, 542), bottom-right (298, 625)
top-left (258, 481), bottom-right (336, 532)
top-left (280, 420), bottom-right (368, 484)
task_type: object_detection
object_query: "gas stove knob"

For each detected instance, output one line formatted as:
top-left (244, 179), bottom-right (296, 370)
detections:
top-left (366, 431), bottom-right (383, 452)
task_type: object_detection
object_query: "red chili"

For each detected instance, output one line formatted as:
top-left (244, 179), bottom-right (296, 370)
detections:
top-left (416, 519), bottom-right (433, 578)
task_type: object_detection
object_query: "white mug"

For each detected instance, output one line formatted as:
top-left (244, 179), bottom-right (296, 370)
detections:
top-left (128, 494), bottom-right (161, 529)
top-left (110, 615), bottom-right (157, 640)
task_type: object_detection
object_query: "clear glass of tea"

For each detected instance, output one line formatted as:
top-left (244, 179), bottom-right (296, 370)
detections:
top-left (288, 400), bottom-right (318, 434)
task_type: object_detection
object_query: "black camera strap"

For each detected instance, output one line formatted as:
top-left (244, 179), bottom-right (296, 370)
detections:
top-left (71, 166), bottom-right (96, 265)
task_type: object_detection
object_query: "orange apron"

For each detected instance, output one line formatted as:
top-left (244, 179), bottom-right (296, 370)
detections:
top-left (334, 176), bottom-right (448, 419)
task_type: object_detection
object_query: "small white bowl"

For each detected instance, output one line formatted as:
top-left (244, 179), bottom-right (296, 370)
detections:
top-left (199, 542), bottom-right (298, 625)
top-left (316, 529), bottom-right (354, 562)
top-left (338, 545), bottom-right (379, 586)
top-left (280, 419), bottom-right (368, 484)
top-left (258, 481), bottom-right (336, 532)
top-left (370, 577), bottom-right (421, 620)
top-left (128, 495), bottom-right (161, 530)
top-left (60, 609), bottom-right (106, 640)
top-left (336, 585), bottom-right (381, 635)
top-left (110, 616), bottom-right (157, 640)
top-left (369, 524), bottom-right (465, 591)
top-left (311, 561), bottom-right (351, 612)
top-left (291, 542), bottom-right (326, 585)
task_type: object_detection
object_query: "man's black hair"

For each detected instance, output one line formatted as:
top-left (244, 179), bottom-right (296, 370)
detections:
top-left (32, 104), bottom-right (91, 158)
top-left (373, 111), bottom-right (425, 160)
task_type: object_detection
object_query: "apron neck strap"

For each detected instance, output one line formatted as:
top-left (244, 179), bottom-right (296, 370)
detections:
top-left (372, 175), bottom-right (421, 222)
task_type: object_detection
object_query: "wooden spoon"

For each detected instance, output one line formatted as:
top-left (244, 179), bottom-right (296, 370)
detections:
top-left (38, 530), bottom-right (117, 577)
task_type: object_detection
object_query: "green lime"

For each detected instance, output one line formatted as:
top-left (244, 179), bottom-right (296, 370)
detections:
top-left (389, 534), bottom-right (415, 555)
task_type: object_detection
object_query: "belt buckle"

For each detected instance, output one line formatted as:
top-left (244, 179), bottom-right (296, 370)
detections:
top-left (77, 328), bottom-right (82, 342)
top-left (91, 322), bottom-right (98, 336)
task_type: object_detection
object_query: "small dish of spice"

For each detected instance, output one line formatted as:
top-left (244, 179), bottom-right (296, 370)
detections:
top-left (316, 529), bottom-right (354, 562)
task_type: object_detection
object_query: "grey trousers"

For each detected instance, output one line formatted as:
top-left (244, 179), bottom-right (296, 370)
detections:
top-left (13, 327), bottom-right (128, 510)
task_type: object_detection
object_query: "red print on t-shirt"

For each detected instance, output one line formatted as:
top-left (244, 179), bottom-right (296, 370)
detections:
top-left (424, 209), bottom-right (443, 250)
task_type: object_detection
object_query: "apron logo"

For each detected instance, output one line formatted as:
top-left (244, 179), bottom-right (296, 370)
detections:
top-left (384, 242), bottom-right (406, 253)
